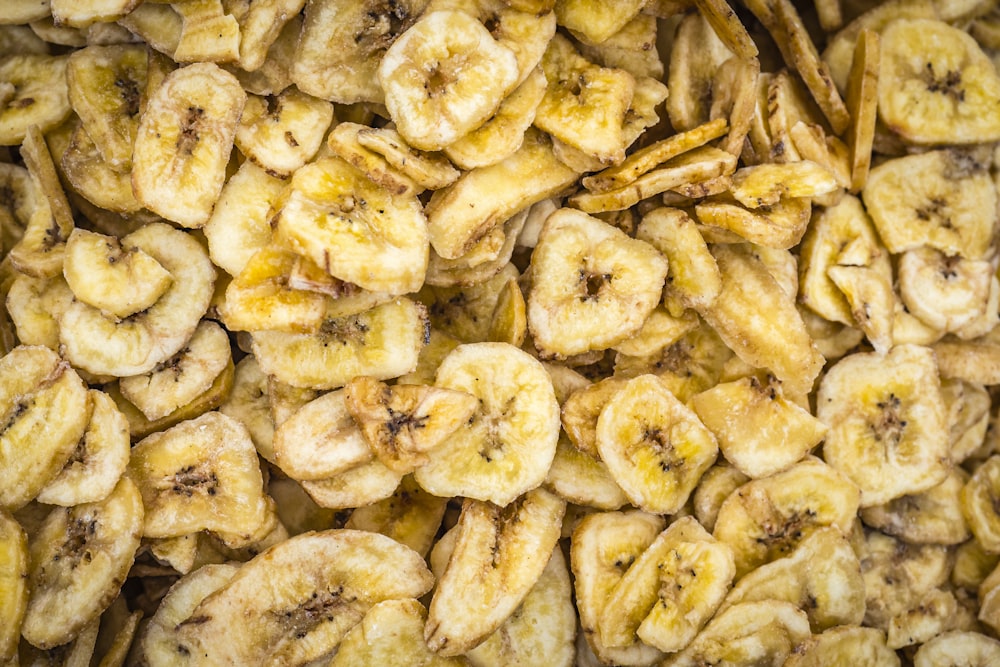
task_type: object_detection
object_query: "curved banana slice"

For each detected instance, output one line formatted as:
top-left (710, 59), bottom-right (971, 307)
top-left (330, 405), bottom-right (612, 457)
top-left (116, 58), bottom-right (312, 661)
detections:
top-left (355, 126), bottom-right (460, 191)
top-left (570, 509), bottom-right (666, 667)
top-left (326, 120), bottom-right (420, 197)
top-left (331, 598), bottom-right (468, 667)
top-left (818, 344), bottom-right (950, 507)
top-left (35, 390), bottom-right (128, 507)
top-left (300, 458), bottom-right (404, 510)
top-left (880, 18), bottom-right (1000, 145)
top-left (597, 374), bottom-right (717, 514)
top-left (561, 376), bottom-right (628, 458)
top-left (784, 625), bottom-right (900, 667)
top-left (218, 355), bottom-right (275, 463)
top-left (127, 412), bottom-right (274, 545)
top-left (898, 247), bottom-right (993, 333)
top-left (21, 476), bottom-right (143, 650)
top-left (425, 487), bottom-right (566, 656)
top-left (66, 44), bottom-right (146, 172)
top-left (486, 274), bottom-right (527, 346)
top-left (6, 273), bottom-right (74, 350)
top-left (636, 207), bottom-right (720, 314)
top-left (59, 119), bottom-right (144, 215)
top-left (944, 378), bottom-right (991, 463)
top-left (173, 530), bottom-right (434, 665)
top-left (0, 345), bottom-right (89, 511)
top-left (661, 600), bottom-right (811, 667)
top-left (292, 0), bottom-right (428, 104)
top-left (378, 10), bottom-right (519, 151)
top-left (59, 223), bottom-right (216, 377)
top-left (702, 243), bottom-right (824, 397)
top-left (235, 88), bottom-right (334, 178)
top-left (691, 373), bottom-right (827, 479)
top-left (862, 149), bottom-right (996, 260)
top-left (729, 160), bottom-right (840, 208)
top-left (527, 208), bottom-right (667, 358)
top-left (693, 464), bottom-right (749, 533)
top-left (118, 319), bottom-right (230, 421)
top-left (861, 468), bottom-right (969, 545)
top-left (344, 476), bottom-right (446, 557)
top-left (961, 455), bottom-right (1000, 553)
top-left (63, 227), bottom-right (172, 320)
top-left (0, 54), bottom-right (70, 146)
top-left (273, 389), bottom-right (373, 481)
top-left (886, 586), bottom-right (973, 649)
top-left (132, 62), bottom-right (245, 227)
top-left (720, 527), bottom-right (865, 632)
top-left (914, 630), bottom-right (1000, 667)
top-left (272, 156), bottom-right (429, 295)
top-left (414, 342), bottom-right (559, 506)
top-left (344, 375), bottom-right (478, 475)
top-left (235, 0), bottom-right (304, 72)
top-left (0, 510), bottom-right (27, 662)
top-left (544, 433), bottom-right (628, 510)
top-left (600, 516), bottom-right (734, 654)
top-left (465, 545), bottom-right (576, 667)
top-left (251, 297), bottom-right (428, 390)
top-left (666, 12), bottom-right (733, 132)
top-left (713, 457), bottom-right (860, 578)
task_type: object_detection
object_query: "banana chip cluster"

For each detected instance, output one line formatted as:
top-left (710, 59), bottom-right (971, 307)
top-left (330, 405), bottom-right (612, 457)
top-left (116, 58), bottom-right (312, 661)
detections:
top-left (3, 0), bottom-right (1000, 664)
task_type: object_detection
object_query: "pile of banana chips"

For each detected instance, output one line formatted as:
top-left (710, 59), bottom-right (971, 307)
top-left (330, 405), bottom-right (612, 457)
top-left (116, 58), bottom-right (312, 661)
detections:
top-left (3, 0), bottom-right (1000, 664)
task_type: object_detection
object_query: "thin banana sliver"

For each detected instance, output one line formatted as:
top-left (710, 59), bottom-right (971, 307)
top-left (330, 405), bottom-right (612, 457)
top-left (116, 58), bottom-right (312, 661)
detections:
top-left (4, 0), bottom-right (1000, 662)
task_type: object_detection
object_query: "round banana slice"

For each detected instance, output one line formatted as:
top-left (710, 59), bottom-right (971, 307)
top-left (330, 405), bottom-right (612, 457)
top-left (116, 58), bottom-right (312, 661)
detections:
top-left (132, 62), bottom-right (246, 227)
top-left (35, 389), bottom-right (128, 507)
top-left (913, 630), bottom-right (1000, 667)
top-left (818, 344), bottom-right (950, 507)
top-left (65, 44), bottom-right (146, 172)
top-left (635, 207), bottom-right (721, 314)
top-left (527, 208), bottom-right (667, 358)
top-left (570, 509), bottom-right (666, 667)
top-left (0, 54), bottom-right (70, 146)
top-left (596, 374), bottom-right (718, 515)
top-left (20, 476), bottom-right (143, 650)
top-left (235, 87), bottom-right (334, 178)
top-left (784, 625), bottom-right (900, 667)
top-left (173, 529), bottom-right (434, 665)
top-left (59, 222), bottom-right (216, 377)
top-left (414, 342), bottom-right (558, 506)
top-left (544, 434), bottom-right (629, 510)
top-left (861, 468), bottom-right (970, 545)
top-left (898, 246), bottom-right (994, 333)
top-left (6, 273), bottom-right (74, 350)
top-left (271, 155), bottom-right (428, 295)
top-left (713, 457), bottom-right (861, 578)
top-left (127, 411), bottom-right (274, 545)
top-left (59, 119), bottom-right (144, 215)
top-left (0, 509), bottom-right (27, 662)
top-left (251, 297), bottom-right (428, 390)
top-left (425, 488), bottom-right (566, 656)
top-left (378, 9), bottom-right (519, 151)
top-left (0, 345), bottom-right (90, 511)
top-left (600, 516), bottom-right (735, 654)
top-left (879, 18), bottom-right (1000, 145)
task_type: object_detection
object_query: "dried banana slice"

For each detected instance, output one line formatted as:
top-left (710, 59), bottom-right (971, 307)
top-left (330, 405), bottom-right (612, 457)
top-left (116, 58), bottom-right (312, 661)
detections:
top-left (701, 243), bottom-right (824, 397)
top-left (59, 119), bottom-right (144, 215)
top-left (486, 274), bottom-right (527, 346)
top-left (880, 18), bottom-right (1000, 145)
top-left (234, 0), bottom-right (304, 72)
top-left (635, 207), bottom-right (720, 315)
top-left (783, 625), bottom-right (900, 667)
top-left (862, 149), bottom-right (996, 260)
top-left (326, 121), bottom-right (420, 197)
top-left (554, 0), bottom-right (645, 45)
top-left (414, 342), bottom-right (559, 506)
top-left (300, 458), bottom-right (404, 510)
top-left (271, 156), bottom-right (428, 295)
top-left (118, 319), bottom-right (230, 421)
top-left (561, 377), bottom-right (627, 459)
top-left (20, 476), bottom-right (143, 650)
top-left (292, 0), bottom-right (428, 104)
top-left (898, 247), bottom-right (993, 334)
top-left (331, 598), bottom-right (468, 667)
top-left (378, 9), bottom-right (518, 151)
top-left (962, 455), bottom-right (1000, 553)
top-left (597, 374), bottom-right (718, 514)
top-left (344, 375), bottom-right (478, 474)
top-left (610, 306), bottom-right (698, 358)
top-left (526, 208), bottom-right (667, 358)
top-left (62, 227), bottom-right (172, 320)
top-left (913, 631), bottom-right (1000, 667)
top-left (218, 355), bottom-right (275, 462)
top-left (534, 34), bottom-right (635, 164)
top-left (691, 373), bottom-right (827, 479)
top-left (667, 11), bottom-right (733, 132)
top-left (693, 464), bottom-right (749, 533)
top-left (0, 509), bottom-right (27, 662)
top-left (544, 434), bottom-right (628, 510)
top-left (35, 389), bottom-right (128, 507)
top-left (251, 297), bottom-right (428, 390)
top-left (171, 0), bottom-right (240, 63)
top-left (132, 62), bottom-right (245, 227)
top-left (0, 54), bottom-right (70, 145)
top-left (235, 87), bottom-right (333, 178)
top-left (425, 488), bottom-right (566, 656)
top-left (425, 128), bottom-right (577, 260)
top-left (6, 273), bottom-right (74, 350)
top-left (127, 412), bottom-right (274, 546)
top-left (729, 160), bottom-right (840, 208)
top-left (355, 126), bottom-right (459, 191)
top-left (695, 196), bottom-right (812, 250)
top-left (173, 530), bottom-right (434, 665)
top-left (818, 344), bottom-right (950, 507)
top-left (0, 345), bottom-right (89, 511)
top-left (661, 600), bottom-right (811, 667)
top-left (344, 476), bottom-right (446, 557)
top-left (571, 509), bottom-right (666, 667)
top-left (719, 527), bottom-right (865, 632)
top-left (713, 457), bottom-right (860, 578)
top-left (600, 516), bottom-right (735, 653)
top-left (861, 468), bottom-right (969, 545)
top-left (59, 223), bottom-right (215, 377)
top-left (845, 28), bottom-right (879, 192)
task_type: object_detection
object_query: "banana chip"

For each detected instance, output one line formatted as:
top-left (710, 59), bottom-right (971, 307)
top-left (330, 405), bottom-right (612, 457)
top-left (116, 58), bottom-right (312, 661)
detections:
top-left (0, 509), bottom-right (27, 662)
top-left (0, 54), bottom-right (70, 145)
